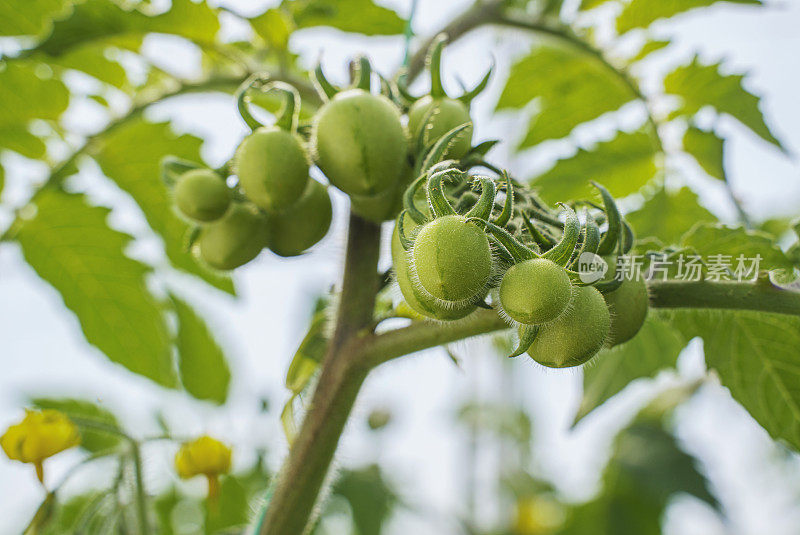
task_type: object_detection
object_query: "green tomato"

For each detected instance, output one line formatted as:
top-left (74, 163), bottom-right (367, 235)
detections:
top-left (235, 126), bottom-right (309, 212)
top-left (312, 89), bottom-right (408, 197)
top-left (350, 158), bottom-right (414, 222)
top-left (412, 214), bottom-right (492, 303)
top-left (603, 277), bottom-right (649, 347)
top-left (527, 286), bottom-right (610, 368)
top-left (198, 203), bottom-right (269, 270)
top-left (499, 259), bottom-right (571, 325)
top-left (391, 217), bottom-right (476, 320)
top-left (408, 96), bottom-right (472, 159)
top-left (265, 179), bottom-right (332, 257)
top-left (174, 169), bottom-right (230, 222)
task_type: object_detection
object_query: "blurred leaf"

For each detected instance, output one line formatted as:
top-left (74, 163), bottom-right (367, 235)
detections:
top-left (579, 0), bottom-right (616, 10)
top-left (618, 0), bottom-right (760, 34)
top-left (285, 296), bottom-right (330, 393)
top-left (629, 39), bottom-right (670, 63)
top-left (458, 403), bottom-right (532, 447)
top-left (627, 187), bottom-right (716, 245)
top-left (284, 0), bottom-right (406, 35)
top-left (43, 45), bottom-right (129, 88)
top-left (32, 397), bottom-right (123, 453)
top-left (668, 310), bottom-right (800, 450)
top-left (575, 318), bottom-right (686, 424)
top-left (93, 119), bottom-right (234, 294)
top-left (250, 8), bottom-right (294, 49)
top-left (498, 45), bottom-right (634, 148)
top-left (35, 0), bottom-right (221, 56)
top-left (39, 492), bottom-right (112, 535)
top-left (154, 487), bottom-right (181, 535)
top-left (664, 57), bottom-right (783, 150)
top-left (281, 395), bottom-right (300, 445)
top-left (0, 0), bottom-right (68, 37)
top-left (332, 465), bottom-right (398, 535)
top-left (532, 129), bottom-right (658, 203)
top-left (205, 476), bottom-right (249, 534)
top-left (683, 126), bottom-right (725, 181)
top-left (681, 223), bottom-right (795, 273)
top-left (0, 62), bottom-right (70, 157)
top-left (15, 190), bottom-right (177, 387)
top-left (170, 293), bottom-right (231, 405)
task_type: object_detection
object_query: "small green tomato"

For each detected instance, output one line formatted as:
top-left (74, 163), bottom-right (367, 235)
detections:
top-left (527, 286), bottom-right (610, 368)
top-left (499, 259), bottom-right (571, 325)
top-left (408, 96), bottom-right (472, 159)
top-left (174, 169), bottom-right (230, 222)
top-left (312, 89), bottom-right (408, 197)
top-left (265, 179), bottom-right (332, 257)
top-left (235, 126), bottom-right (309, 212)
top-left (603, 277), bottom-right (649, 347)
top-left (198, 203), bottom-right (269, 270)
top-left (411, 214), bottom-right (492, 303)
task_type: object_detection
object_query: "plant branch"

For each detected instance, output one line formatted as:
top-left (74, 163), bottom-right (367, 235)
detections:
top-left (258, 214), bottom-right (382, 535)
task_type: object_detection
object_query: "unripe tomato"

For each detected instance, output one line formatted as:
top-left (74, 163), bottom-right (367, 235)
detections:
top-left (603, 277), bottom-right (649, 346)
top-left (265, 179), bottom-right (332, 257)
top-left (412, 214), bottom-right (492, 303)
top-left (174, 169), bottom-right (230, 222)
top-left (235, 126), bottom-right (309, 212)
top-left (408, 96), bottom-right (472, 159)
top-left (198, 203), bottom-right (269, 270)
top-left (527, 286), bottom-right (610, 368)
top-left (499, 259), bottom-right (571, 325)
top-left (391, 217), bottom-right (475, 320)
top-left (312, 89), bottom-right (408, 197)
top-left (349, 159), bottom-right (414, 222)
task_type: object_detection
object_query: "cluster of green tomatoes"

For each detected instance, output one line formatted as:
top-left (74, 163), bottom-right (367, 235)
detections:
top-left (163, 35), bottom-right (649, 368)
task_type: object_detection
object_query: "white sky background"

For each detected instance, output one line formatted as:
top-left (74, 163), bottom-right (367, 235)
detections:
top-left (2, 0), bottom-right (800, 533)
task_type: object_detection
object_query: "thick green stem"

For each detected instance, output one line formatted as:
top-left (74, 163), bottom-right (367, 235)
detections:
top-left (647, 278), bottom-right (800, 316)
top-left (258, 214), bottom-right (381, 535)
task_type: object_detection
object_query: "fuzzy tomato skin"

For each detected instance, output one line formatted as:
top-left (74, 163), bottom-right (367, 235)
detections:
top-left (408, 96), bottom-right (472, 159)
top-left (198, 203), bottom-right (269, 270)
top-left (265, 179), bottom-right (332, 257)
top-left (174, 169), bottom-right (230, 222)
top-left (411, 214), bottom-right (492, 303)
top-left (603, 277), bottom-right (649, 347)
top-left (235, 126), bottom-right (309, 212)
top-left (499, 259), bottom-right (571, 325)
top-left (349, 159), bottom-right (414, 222)
top-left (391, 217), bottom-right (476, 320)
top-left (312, 89), bottom-right (408, 197)
top-left (527, 286), bottom-right (610, 368)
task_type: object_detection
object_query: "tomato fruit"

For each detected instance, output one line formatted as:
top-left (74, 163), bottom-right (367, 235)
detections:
top-left (265, 179), bottom-right (332, 257)
top-left (499, 258), bottom-right (571, 325)
top-left (235, 126), bottom-right (309, 212)
top-left (603, 277), bottom-right (649, 346)
top-left (174, 169), bottom-right (230, 222)
top-left (198, 203), bottom-right (269, 270)
top-left (527, 286), bottom-right (610, 368)
top-left (408, 96), bottom-right (472, 159)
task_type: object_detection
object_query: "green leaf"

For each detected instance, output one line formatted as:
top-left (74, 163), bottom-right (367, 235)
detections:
top-left (497, 45), bottom-right (635, 147)
top-left (15, 190), bottom-right (177, 387)
top-left (205, 476), bottom-right (249, 534)
top-left (579, 0), bottom-right (617, 10)
top-left (285, 295), bottom-right (330, 394)
top-left (31, 397), bottom-right (123, 453)
top-left (284, 0), bottom-right (406, 35)
top-left (575, 318), bottom-right (686, 424)
top-left (0, 0), bottom-right (68, 37)
top-left (629, 40), bottom-right (670, 64)
top-left (664, 57), bottom-right (783, 150)
top-left (43, 45), bottom-right (129, 89)
top-left (532, 130), bottom-right (658, 203)
top-left (250, 8), bottom-right (294, 49)
top-left (627, 187), bottom-right (716, 245)
top-left (683, 126), bottom-right (725, 181)
top-left (92, 119), bottom-right (234, 294)
top-left (170, 293), bottom-right (231, 405)
top-left (331, 465), bottom-right (398, 535)
top-left (668, 310), bottom-right (800, 450)
top-left (681, 223), bottom-right (795, 274)
top-left (36, 0), bottom-right (221, 56)
top-left (618, 0), bottom-right (760, 34)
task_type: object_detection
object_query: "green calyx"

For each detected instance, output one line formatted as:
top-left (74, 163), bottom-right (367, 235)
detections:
top-left (236, 76), bottom-right (300, 133)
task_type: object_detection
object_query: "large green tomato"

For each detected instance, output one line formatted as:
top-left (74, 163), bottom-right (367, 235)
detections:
top-left (312, 89), bottom-right (408, 197)
top-left (198, 203), bottom-right (269, 270)
top-left (174, 169), bottom-right (230, 222)
top-left (235, 126), bottom-right (309, 212)
top-left (527, 286), bottom-right (611, 368)
top-left (499, 259), bottom-right (572, 325)
top-left (265, 179), bottom-right (332, 257)
top-left (603, 277), bottom-right (649, 346)
top-left (411, 214), bottom-right (492, 303)
top-left (408, 96), bottom-right (472, 159)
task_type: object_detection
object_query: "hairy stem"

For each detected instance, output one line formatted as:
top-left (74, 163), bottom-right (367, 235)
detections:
top-left (258, 214), bottom-right (381, 535)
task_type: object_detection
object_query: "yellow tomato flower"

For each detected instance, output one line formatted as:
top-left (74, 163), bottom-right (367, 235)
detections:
top-left (175, 435), bottom-right (232, 502)
top-left (513, 496), bottom-right (565, 535)
top-left (1, 409), bottom-right (80, 484)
